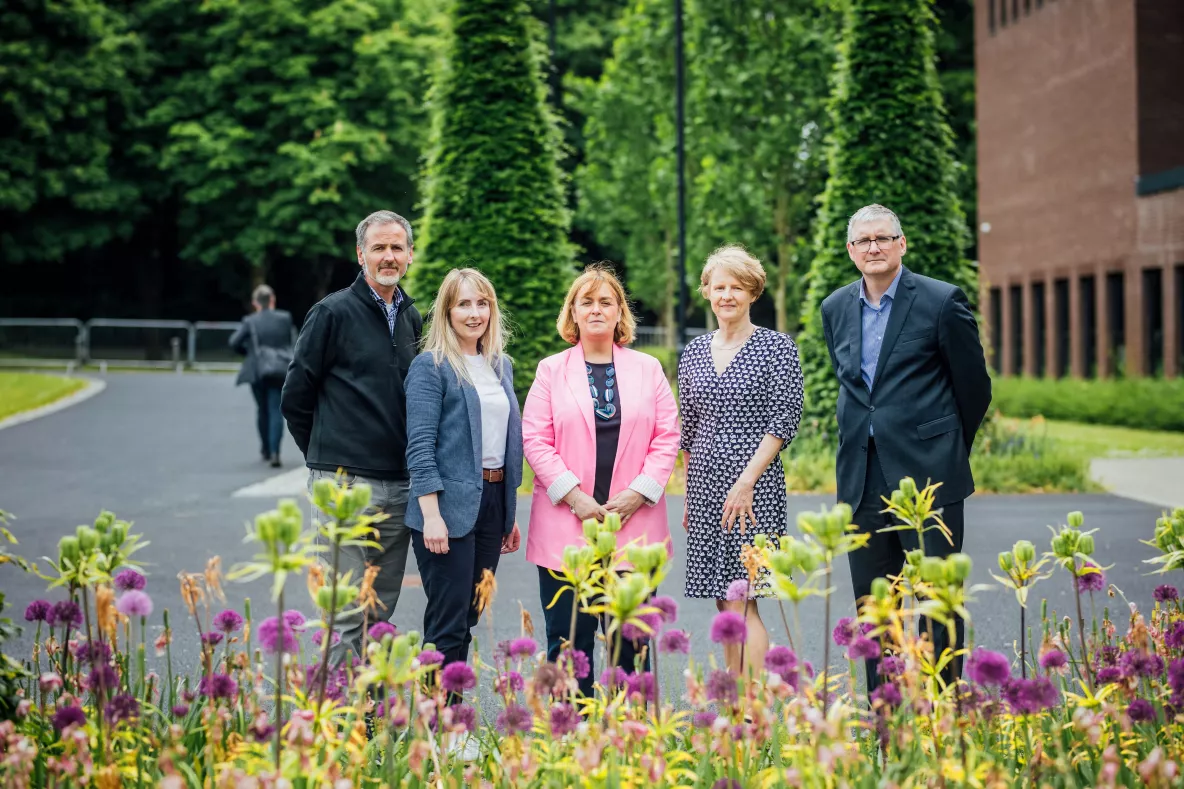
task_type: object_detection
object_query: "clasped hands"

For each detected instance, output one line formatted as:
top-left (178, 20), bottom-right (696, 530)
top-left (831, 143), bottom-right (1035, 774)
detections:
top-left (564, 488), bottom-right (645, 526)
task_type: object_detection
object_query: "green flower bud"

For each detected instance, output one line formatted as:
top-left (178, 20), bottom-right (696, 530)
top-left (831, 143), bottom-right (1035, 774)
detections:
top-left (905, 549), bottom-right (924, 567)
top-left (76, 525), bottom-right (98, 554)
top-left (998, 551), bottom-right (1015, 573)
top-left (800, 545), bottom-right (823, 573)
top-left (256, 512), bottom-right (278, 545)
top-left (111, 521), bottom-right (128, 546)
top-left (94, 511), bottom-right (115, 534)
top-left (582, 519), bottom-right (599, 543)
top-left (948, 553), bottom-right (973, 584)
top-left (317, 584), bottom-right (359, 612)
top-left (833, 503), bottom-right (853, 527)
top-left (1051, 533), bottom-right (1068, 555)
top-left (889, 489), bottom-right (907, 509)
top-left (753, 534), bottom-right (768, 550)
top-left (603, 512), bottom-right (623, 533)
top-left (797, 511), bottom-right (823, 535)
top-left (278, 514), bottom-right (302, 546)
top-left (59, 535), bottom-right (80, 565)
top-left (278, 499), bottom-right (301, 522)
top-left (1014, 540), bottom-right (1035, 564)
top-left (920, 556), bottom-right (946, 584)
top-left (562, 545), bottom-right (583, 572)
top-left (1067, 511), bottom-right (1084, 529)
top-left (871, 577), bottom-right (891, 602)
top-left (350, 484), bottom-right (372, 514)
top-left (1078, 534), bottom-right (1095, 555)
top-left (770, 553), bottom-right (795, 576)
top-left (311, 478), bottom-right (335, 510)
top-left (596, 532), bottom-right (616, 556)
top-left (824, 512), bottom-right (845, 539)
top-left (898, 477), bottom-right (918, 500)
top-left (1172, 518), bottom-right (1184, 539)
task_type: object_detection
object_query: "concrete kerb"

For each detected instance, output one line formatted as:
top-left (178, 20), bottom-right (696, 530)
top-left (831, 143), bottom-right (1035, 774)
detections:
top-left (0, 375), bottom-right (107, 432)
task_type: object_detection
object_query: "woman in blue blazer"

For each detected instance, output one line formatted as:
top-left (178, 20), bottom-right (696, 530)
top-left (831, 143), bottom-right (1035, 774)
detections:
top-left (404, 268), bottom-right (522, 673)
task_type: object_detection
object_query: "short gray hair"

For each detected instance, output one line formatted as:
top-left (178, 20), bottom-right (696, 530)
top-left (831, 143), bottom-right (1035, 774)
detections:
top-left (847, 204), bottom-right (903, 242)
top-left (356, 210), bottom-right (414, 249)
top-left (252, 284), bottom-right (275, 309)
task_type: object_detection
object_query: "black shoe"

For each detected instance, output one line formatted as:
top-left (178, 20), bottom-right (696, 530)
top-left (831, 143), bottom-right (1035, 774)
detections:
top-left (270, 455), bottom-right (282, 468)
top-left (262, 452), bottom-right (272, 462)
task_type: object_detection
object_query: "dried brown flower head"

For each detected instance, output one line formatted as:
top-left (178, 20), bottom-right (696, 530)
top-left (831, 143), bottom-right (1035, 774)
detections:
top-left (474, 568), bottom-right (497, 615)
top-left (204, 557), bottom-right (226, 603)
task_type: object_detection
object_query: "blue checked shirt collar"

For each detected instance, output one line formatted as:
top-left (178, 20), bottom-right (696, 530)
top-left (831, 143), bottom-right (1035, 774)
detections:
top-left (858, 266), bottom-right (902, 309)
top-left (369, 284), bottom-right (403, 338)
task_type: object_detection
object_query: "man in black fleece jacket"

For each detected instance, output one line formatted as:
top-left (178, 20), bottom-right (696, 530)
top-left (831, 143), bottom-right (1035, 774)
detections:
top-left (282, 209), bottom-right (423, 662)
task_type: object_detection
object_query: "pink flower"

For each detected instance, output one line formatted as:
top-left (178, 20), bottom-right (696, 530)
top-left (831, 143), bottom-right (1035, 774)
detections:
top-left (659, 629), bottom-right (691, 654)
top-left (257, 616), bottom-right (299, 654)
top-left (440, 662), bottom-right (476, 693)
top-left (115, 591), bottom-right (153, 618)
top-left (368, 621), bottom-right (397, 641)
top-left (212, 609), bottom-right (244, 634)
top-left (710, 611), bottom-right (747, 645)
top-left (725, 579), bottom-right (749, 601)
top-left (966, 648), bottom-right (1011, 687)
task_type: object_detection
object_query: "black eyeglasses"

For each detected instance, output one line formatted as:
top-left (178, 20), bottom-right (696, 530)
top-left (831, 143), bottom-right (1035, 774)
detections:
top-left (850, 235), bottom-right (901, 252)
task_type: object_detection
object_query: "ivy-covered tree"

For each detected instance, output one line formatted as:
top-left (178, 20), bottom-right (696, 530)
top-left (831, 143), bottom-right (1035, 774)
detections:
top-left (798, 0), bottom-right (975, 428)
top-left (415, 0), bottom-right (574, 396)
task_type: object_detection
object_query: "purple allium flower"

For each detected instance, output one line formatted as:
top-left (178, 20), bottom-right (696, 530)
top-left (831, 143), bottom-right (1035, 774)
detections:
top-left (105, 694), bottom-right (140, 725)
top-left (1127, 698), bottom-right (1156, 724)
top-left (600, 666), bottom-right (627, 688)
top-left (1076, 563), bottom-right (1105, 593)
top-left (764, 645), bottom-right (798, 678)
top-left (52, 705), bottom-right (87, 731)
top-left (251, 720), bottom-right (275, 742)
top-left (116, 590), bottom-right (153, 618)
top-left (1039, 649), bottom-right (1068, 671)
top-left (212, 609), bottom-right (244, 634)
top-left (878, 656), bottom-right (906, 678)
top-left (51, 601), bottom-right (82, 629)
top-left (650, 596), bottom-right (679, 624)
top-left (198, 673), bottom-right (238, 700)
top-left (201, 632), bottom-right (224, 648)
top-left (86, 664), bottom-right (119, 693)
top-left (171, 704), bottom-right (190, 718)
top-left (1097, 645), bottom-right (1120, 666)
top-left (659, 629), bottom-right (691, 654)
top-left (257, 616), bottom-right (299, 655)
top-left (1096, 666), bottom-right (1124, 684)
top-left (417, 649), bottom-right (445, 666)
top-left (1167, 658), bottom-right (1184, 694)
top-left (625, 671), bottom-right (655, 702)
top-left (313, 629), bottom-right (340, 647)
top-left (848, 636), bottom-right (881, 661)
top-left (725, 579), bottom-right (749, 602)
top-left (1155, 585), bottom-right (1179, 603)
top-left (622, 612), bottom-right (662, 642)
top-left (710, 611), bottom-right (747, 645)
top-left (832, 617), bottom-right (856, 647)
top-left (706, 669), bottom-right (739, 705)
top-left (283, 610), bottom-right (306, 628)
top-left (966, 648), bottom-right (1011, 687)
top-left (24, 600), bottom-right (51, 622)
top-left (508, 638), bottom-right (538, 659)
top-left (368, 621), bottom-right (397, 641)
top-left (1165, 621), bottom-right (1184, 650)
top-left (1001, 676), bottom-right (1059, 715)
top-left (114, 569), bottom-right (146, 592)
top-left (448, 703), bottom-right (477, 732)
top-left (496, 702), bottom-right (533, 734)
top-left (692, 710), bottom-right (717, 729)
top-left (712, 780), bottom-right (743, 789)
top-left (1120, 649), bottom-right (1164, 679)
top-left (72, 639), bottom-right (112, 665)
top-left (495, 671), bottom-right (525, 695)
top-left (871, 682), bottom-right (903, 709)
top-left (440, 662), bottom-right (476, 693)
top-left (559, 648), bottom-right (591, 679)
top-left (549, 703), bottom-right (579, 736)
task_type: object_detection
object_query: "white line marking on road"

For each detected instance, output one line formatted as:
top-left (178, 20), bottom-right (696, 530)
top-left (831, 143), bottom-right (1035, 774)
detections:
top-left (0, 376), bottom-right (107, 432)
top-left (231, 468), bottom-right (309, 498)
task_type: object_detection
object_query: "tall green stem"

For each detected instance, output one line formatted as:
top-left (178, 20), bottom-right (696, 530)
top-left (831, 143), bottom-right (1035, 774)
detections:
top-left (1072, 564), bottom-right (1095, 693)
top-left (1019, 605), bottom-right (1027, 679)
top-left (820, 561), bottom-right (832, 711)
top-left (163, 609), bottom-right (176, 712)
top-left (274, 588), bottom-right (285, 770)
top-left (316, 540), bottom-right (342, 709)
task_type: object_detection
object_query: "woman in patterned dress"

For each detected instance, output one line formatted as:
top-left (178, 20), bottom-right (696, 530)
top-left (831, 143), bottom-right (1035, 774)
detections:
top-left (677, 245), bottom-right (804, 677)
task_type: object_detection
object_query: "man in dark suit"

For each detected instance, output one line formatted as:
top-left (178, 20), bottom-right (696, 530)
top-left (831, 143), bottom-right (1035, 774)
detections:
top-left (820, 204), bottom-right (992, 692)
top-left (229, 284), bottom-right (294, 468)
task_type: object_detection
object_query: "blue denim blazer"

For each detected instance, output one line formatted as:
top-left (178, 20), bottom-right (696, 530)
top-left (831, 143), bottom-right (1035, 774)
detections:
top-left (404, 351), bottom-right (522, 537)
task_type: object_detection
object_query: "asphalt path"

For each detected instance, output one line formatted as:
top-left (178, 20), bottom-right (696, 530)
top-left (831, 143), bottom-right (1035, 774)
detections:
top-left (0, 372), bottom-right (1172, 718)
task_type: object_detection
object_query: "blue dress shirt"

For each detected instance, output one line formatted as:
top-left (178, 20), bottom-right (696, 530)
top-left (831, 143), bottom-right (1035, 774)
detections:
top-left (859, 266), bottom-right (903, 434)
top-left (368, 284), bottom-right (404, 338)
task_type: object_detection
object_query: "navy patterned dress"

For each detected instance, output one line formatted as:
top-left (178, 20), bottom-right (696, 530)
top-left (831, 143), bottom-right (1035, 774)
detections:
top-left (677, 327), bottom-right (804, 599)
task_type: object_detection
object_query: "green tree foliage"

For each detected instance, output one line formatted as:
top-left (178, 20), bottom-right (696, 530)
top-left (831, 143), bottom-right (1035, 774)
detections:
top-left (0, 0), bottom-right (148, 262)
top-left (576, 0), bottom-right (682, 343)
top-left (798, 0), bottom-right (975, 428)
top-left (414, 0), bottom-right (574, 397)
top-left (690, 0), bottom-right (835, 333)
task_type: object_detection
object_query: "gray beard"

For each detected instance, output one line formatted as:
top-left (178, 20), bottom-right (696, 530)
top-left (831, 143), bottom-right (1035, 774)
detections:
top-left (372, 269), bottom-right (401, 287)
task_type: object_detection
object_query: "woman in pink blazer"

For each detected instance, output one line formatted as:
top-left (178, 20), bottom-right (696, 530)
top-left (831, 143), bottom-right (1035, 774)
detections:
top-left (523, 265), bottom-right (680, 696)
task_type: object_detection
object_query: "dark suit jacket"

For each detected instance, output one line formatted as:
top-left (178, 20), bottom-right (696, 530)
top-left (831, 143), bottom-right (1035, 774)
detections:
top-left (229, 308), bottom-right (294, 386)
top-left (820, 267), bottom-right (991, 509)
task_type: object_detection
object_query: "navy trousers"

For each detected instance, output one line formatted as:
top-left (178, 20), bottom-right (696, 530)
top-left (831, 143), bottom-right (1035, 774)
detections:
top-left (847, 438), bottom-right (965, 693)
top-left (250, 381), bottom-right (283, 458)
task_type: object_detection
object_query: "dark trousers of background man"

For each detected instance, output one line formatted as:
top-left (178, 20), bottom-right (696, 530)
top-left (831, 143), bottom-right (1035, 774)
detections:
top-left (537, 568), bottom-right (650, 698)
top-left (250, 380), bottom-right (284, 459)
top-left (411, 480), bottom-right (506, 669)
top-left (847, 437), bottom-right (966, 694)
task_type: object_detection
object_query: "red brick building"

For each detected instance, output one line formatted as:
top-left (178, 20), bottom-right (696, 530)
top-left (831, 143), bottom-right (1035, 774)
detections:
top-left (976, 0), bottom-right (1184, 378)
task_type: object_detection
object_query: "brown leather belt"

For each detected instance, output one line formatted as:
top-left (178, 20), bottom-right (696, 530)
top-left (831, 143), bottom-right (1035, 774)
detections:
top-left (482, 467), bottom-right (506, 483)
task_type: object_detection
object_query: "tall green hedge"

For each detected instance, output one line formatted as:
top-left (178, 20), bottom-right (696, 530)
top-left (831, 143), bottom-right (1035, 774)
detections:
top-left (992, 377), bottom-right (1184, 433)
top-left (797, 0), bottom-right (975, 427)
top-left (414, 0), bottom-right (575, 398)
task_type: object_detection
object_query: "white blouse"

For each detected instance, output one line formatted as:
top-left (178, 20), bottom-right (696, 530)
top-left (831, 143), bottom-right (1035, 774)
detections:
top-left (464, 354), bottom-right (510, 469)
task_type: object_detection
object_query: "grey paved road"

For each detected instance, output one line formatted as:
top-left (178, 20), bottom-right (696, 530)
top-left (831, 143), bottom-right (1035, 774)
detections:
top-left (0, 373), bottom-right (1173, 715)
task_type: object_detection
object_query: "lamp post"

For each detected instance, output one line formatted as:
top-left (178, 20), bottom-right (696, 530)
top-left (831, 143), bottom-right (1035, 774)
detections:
top-left (674, 0), bottom-right (689, 352)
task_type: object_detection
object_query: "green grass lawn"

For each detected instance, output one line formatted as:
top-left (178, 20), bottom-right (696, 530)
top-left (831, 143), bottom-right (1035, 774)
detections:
top-left (0, 372), bottom-right (87, 421)
top-left (1004, 417), bottom-right (1184, 458)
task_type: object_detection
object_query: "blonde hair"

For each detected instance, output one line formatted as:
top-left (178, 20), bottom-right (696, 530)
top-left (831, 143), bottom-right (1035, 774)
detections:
top-left (557, 264), bottom-right (636, 345)
top-left (422, 268), bottom-right (510, 385)
top-left (699, 244), bottom-right (767, 299)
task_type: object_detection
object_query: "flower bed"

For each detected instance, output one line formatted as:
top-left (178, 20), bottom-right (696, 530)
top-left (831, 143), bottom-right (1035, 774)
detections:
top-left (1, 482), bottom-right (1183, 787)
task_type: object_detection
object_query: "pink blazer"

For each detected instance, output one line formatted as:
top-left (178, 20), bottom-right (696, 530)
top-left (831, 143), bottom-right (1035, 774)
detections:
top-left (522, 345), bottom-right (680, 570)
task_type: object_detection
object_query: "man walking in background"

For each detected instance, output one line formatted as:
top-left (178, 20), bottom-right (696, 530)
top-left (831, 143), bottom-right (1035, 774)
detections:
top-left (282, 210), bottom-right (423, 661)
top-left (820, 204), bottom-right (991, 693)
top-left (229, 284), bottom-right (294, 468)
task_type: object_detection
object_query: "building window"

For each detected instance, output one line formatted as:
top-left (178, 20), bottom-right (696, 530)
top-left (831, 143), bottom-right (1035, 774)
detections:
top-left (989, 287), bottom-right (1003, 373)
top-left (1080, 275), bottom-right (1097, 378)
top-left (1010, 284), bottom-right (1024, 375)
top-left (1032, 281), bottom-right (1046, 377)
top-left (1144, 268), bottom-right (1164, 377)
top-left (1106, 272), bottom-right (1126, 376)
top-left (1054, 279), bottom-right (1070, 378)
